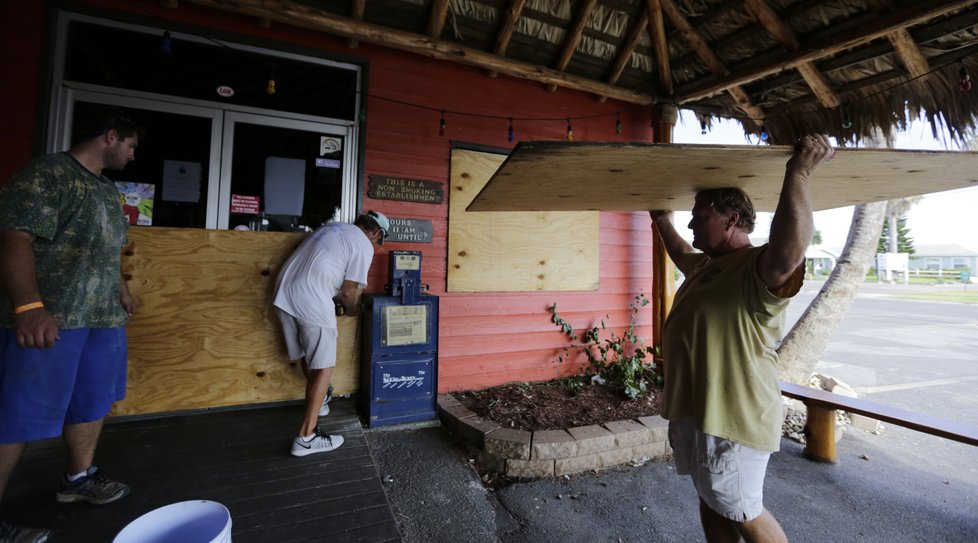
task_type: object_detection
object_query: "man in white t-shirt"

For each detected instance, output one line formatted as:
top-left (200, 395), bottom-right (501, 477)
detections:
top-left (273, 211), bottom-right (389, 456)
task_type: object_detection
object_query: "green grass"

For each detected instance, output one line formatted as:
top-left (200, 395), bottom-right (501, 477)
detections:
top-left (886, 291), bottom-right (978, 304)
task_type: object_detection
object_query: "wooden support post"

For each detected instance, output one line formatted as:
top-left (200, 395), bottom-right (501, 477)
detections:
top-left (651, 104), bottom-right (677, 349)
top-left (803, 403), bottom-right (839, 463)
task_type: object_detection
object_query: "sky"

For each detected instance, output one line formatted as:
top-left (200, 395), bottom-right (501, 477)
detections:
top-left (671, 109), bottom-right (978, 253)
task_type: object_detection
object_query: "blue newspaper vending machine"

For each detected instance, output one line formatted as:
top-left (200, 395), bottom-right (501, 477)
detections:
top-left (359, 251), bottom-right (438, 427)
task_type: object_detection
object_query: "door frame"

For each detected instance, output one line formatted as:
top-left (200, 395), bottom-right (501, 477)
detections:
top-left (218, 111), bottom-right (357, 229)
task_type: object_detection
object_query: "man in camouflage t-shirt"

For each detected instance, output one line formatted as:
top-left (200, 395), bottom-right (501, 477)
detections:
top-left (0, 107), bottom-right (143, 540)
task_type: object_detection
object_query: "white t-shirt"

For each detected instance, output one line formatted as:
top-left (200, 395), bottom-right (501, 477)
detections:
top-left (273, 222), bottom-right (374, 327)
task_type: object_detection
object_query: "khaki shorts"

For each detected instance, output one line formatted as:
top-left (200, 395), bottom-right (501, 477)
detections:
top-left (276, 309), bottom-right (338, 370)
top-left (669, 419), bottom-right (771, 522)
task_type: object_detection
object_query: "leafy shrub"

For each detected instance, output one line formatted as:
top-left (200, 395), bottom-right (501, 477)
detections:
top-left (549, 294), bottom-right (662, 400)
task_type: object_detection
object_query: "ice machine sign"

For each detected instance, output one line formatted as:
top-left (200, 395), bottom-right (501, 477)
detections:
top-left (383, 305), bottom-right (427, 346)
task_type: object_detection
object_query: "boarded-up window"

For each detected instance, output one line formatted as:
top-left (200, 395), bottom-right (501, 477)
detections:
top-left (447, 148), bottom-right (599, 292)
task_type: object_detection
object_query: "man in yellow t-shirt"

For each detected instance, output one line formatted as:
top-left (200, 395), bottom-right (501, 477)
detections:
top-left (650, 134), bottom-right (835, 543)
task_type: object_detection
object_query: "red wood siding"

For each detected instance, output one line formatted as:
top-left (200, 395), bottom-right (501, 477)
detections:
top-left (0, 1), bottom-right (45, 182)
top-left (6, 1), bottom-right (660, 393)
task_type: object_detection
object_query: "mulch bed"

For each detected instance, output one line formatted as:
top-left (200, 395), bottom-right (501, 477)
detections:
top-left (454, 379), bottom-right (664, 432)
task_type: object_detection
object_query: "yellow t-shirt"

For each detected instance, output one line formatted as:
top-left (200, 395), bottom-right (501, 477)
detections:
top-left (662, 245), bottom-right (801, 452)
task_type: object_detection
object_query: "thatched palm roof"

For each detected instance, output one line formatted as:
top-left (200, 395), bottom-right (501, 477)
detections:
top-left (185, 0), bottom-right (978, 144)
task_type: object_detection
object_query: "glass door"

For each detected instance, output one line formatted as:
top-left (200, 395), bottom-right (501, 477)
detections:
top-left (219, 112), bottom-right (356, 231)
top-left (54, 90), bottom-right (223, 228)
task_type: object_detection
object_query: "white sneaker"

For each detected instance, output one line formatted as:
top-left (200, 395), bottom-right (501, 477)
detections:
top-left (291, 430), bottom-right (344, 457)
top-left (319, 385), bottom-right (333, 417)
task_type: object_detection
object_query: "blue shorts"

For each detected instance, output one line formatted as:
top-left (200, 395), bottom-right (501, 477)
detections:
top-left (0, 327), bottom-right (127, 444)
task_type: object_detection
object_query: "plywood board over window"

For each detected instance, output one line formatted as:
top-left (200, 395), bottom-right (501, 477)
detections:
top-left (448, 148), bottom-right (599, 292)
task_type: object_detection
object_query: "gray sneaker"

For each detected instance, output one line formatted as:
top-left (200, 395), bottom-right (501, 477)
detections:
top-left (319, 385), bottom-right (334, 417)
top-left (0, 520), bottom-right (52, 543)
top-left (55, 466), bottom-right (130, 505)
top-left (291, 428), bottom-right (344, 457)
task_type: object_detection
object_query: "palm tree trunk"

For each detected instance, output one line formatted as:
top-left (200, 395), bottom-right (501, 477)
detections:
top-left (776, 201), bottom-right (887, 384)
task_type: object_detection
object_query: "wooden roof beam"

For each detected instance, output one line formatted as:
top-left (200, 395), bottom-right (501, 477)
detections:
top-left (488, 0), bottom-right (527, 79)
top-left (888, 28), bottom-right (930, 78)
top-left (661, 0), bottom-right (764, 124)
top-left (183, 0), bottom-right (656, 105)
top-left (647, 0), bottom-right (672, 97)
top-left (606, 9), bottom-right (648, 86)
top-left (547, 0), bottom-right (598, 92)
top-left (867, 0), bottom-right (931, 78)
top-left (743, 0), bottom-right (841, 109)
top-left (347, 0), bottom-right (366, 48)
top-left (426, 0), bottom-right (450, 39)
top-left (676, 0), bottom-right (975, 103)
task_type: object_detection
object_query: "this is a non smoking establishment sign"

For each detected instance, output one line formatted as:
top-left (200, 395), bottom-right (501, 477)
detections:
top-left (368, 175), bottom-right (443, 204)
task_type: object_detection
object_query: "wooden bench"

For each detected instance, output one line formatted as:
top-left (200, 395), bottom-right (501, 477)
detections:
top-left (780, 381), bottom-right (978, 463)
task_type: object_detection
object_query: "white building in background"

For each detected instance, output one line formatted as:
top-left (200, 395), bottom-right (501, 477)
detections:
top-left (909, 245), bottom-right (978, 277)
top-left (805, 247), bottom-right (838, 277)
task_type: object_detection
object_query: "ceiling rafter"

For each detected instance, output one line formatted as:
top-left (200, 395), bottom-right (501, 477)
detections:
top-left (676, 0), bottom-right (975, 104)
top-left (866, 0), bottom-right (930, 77)
top-left (606, 9), bottom-right (648, 86)
top-left (426, 0), bottom-right (451, 39)
top-left (547, 0), bottom-right (598, 92)
top-left (752, 6), bottom-right (978, 94)
top-left (647, 0), bottom-right (672, 97)
top-left (182, 0), bottom-right (657, 105)
top-left (742, 0), bottom-right (840, 109)
top-left (888, 28), bottom-right (930, 78)
top-left (347, 0), bottom-right (366, 48)
top-left (660, 0), bottom-right (765, 124)
top-left (488, 0), bottom-right (527, 79)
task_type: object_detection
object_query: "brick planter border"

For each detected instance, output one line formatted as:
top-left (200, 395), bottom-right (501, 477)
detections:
top-left (437, 394), bottom-right (672, 478)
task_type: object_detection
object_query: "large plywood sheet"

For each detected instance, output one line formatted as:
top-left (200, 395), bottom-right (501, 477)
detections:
top-left (449, 148), bottom-right (599, 292)
top-left (467, 142), bottom-right (978, 212)
top-left (114, 228), bottom-right (362, 416)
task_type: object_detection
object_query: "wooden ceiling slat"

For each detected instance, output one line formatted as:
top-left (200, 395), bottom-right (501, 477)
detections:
top-left (676, 0), bottom-right (976, 103)
top-left (661, 0), bottom-right (764, 123)
top-left (426, 0), bottom-right (450, 39)
top-left (742, 0), bottom-right (798, 49)
top-left (888, 28), bottom-right (930, 78)
top-left (347, 0), bottom-right (366, 48)
top-left (547, 0), bottom-right (599, 92)
top-left (794, 63), bottom-right (842, 109)
top-left (183, 0), bottom-right (657, 105)
top-left (742, 0), bottom-right (840, 109)
top-left (488, 0), bottom-right (527, 78)
top-left (607, 9), bottom-right (648, 86)
top-left (646, 0), bottom-right (672, 97)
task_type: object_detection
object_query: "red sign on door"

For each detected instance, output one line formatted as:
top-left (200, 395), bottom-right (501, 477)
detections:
top-left (231, 194), bottom-right (260, 214)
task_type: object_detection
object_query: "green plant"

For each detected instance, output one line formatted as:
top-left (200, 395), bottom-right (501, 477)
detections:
top-left (549, 294), bottom-right (662, 400)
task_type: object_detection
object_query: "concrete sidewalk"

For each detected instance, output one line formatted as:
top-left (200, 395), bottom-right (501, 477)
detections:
top-left (366, 422), bottom-right (978, 542)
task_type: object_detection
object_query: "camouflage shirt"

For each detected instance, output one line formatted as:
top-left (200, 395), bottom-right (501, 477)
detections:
top-left (0, 152), bottom-right (129, 329)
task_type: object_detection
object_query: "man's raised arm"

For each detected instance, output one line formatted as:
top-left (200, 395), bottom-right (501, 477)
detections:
top-left (650, 210), bottom-right (694, 267)
top-left (761, 133), bottom-right (835, 289)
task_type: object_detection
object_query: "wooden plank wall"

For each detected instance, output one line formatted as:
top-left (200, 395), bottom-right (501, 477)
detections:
top-left (115, 228), bottom-right (365, 416)
top-left (362, 48), bottom-right (657, 392)
top-left (0, 1), bottom-right (44, 180)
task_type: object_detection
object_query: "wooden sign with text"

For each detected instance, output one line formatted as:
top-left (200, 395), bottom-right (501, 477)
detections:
top-left (368, 175), bottom-right (443, 204)
top-left (387, 218), bottom-right (433, 243)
